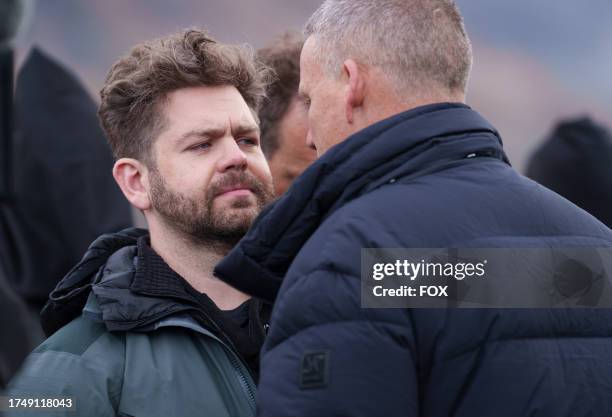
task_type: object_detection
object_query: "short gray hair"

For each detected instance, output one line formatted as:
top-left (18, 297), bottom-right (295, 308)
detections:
top-left (304, 0), bottom-right (473, 96)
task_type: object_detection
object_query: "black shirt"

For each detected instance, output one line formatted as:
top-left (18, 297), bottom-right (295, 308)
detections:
top-left (222, 300), bottom-right (251, 327)
top-left (135, 236), bottom-right (270, 380)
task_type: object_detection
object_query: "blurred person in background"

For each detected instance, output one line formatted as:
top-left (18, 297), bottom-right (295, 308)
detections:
top-left (527, 117), bottom-right (612, 228)
top-left (2, 0), bottom-right (132, 341)
top-left (257, 32), bottom-right (316, 196)
top-left (215, 0), bottom-right (612, 416)
top-left (2, 4), bottom-right (133, 346)
top-left (0, 266), bottom-right (33, 390)
top-left (1, 0), bottom-right (78, 384)
top-left (3, 48), bottom-right (132, 327)
top-left (6, 29), bottom-right (275, 417)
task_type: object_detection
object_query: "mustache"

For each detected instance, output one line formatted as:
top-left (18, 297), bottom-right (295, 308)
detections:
top-left (207, 171), bottom-right (269, 199)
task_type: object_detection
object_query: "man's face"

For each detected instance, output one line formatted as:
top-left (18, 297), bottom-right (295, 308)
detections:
top-left (268, 96), bottom-right (316, 195)
top-left (299, 37), bottom-right (352, 156)
top-left (148, 85), bottom-right (274, 245)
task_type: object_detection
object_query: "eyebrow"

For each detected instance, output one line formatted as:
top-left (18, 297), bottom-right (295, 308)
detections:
top-left (177, 126), bottom-right (226, 144)
top-left (176, 123), bottom-right (260, 144)
top-left (232, 123), bottom-right (260, 137)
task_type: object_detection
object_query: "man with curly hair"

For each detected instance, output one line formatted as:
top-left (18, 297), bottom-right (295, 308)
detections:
top-left (6, 29), bottom-right (275, 417)
top-left (257, 32), bottom-right (316, 195)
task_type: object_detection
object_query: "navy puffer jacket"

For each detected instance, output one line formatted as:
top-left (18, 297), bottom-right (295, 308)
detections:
top-left (216, 103), bottom-right (612, 417)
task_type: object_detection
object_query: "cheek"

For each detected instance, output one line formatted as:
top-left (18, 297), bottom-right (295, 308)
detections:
top-left (310, 105), bottom-right (335, 142)
top-left (174, 159), bottom-right (215, 194)
top-left (267, 158), bottom-right (286, 195)
top-left (307, 105), bottom-right (322, 139)
top-left (310, 93), bottom-right (337, 129)
top-left (248, 153), bottom-right (273, 184)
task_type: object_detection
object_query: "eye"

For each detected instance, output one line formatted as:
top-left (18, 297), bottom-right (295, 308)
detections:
top-left (188, 142), bottom-right (211, 152)
top-left (237, 137), bottom-right (258, 147)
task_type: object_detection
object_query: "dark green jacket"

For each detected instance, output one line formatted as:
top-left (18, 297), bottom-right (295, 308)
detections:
top-left (6, 229), bottom-right (257, 417)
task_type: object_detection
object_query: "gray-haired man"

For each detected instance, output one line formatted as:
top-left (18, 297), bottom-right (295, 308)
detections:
top-left (215, 1), bottom-right (612, 416)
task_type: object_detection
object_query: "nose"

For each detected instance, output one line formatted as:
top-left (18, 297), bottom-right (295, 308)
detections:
top-left (306, 129), bottom-right (316, 151)
top-left (217, 138), bottom-right (248, 173)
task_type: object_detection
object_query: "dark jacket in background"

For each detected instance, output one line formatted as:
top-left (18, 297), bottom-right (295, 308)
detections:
top-left (527, 117), bottom-right (612, 228)
top-left (216, 103), bottom-right (612, 417)
top-left (1, 48), bottom-right (131, 311)
top-left (0, 265), bottom-right (33, 389)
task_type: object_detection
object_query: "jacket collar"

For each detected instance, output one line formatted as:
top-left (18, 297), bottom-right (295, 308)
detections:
top-left (91, 236), bottom-right (206, 333)
top-left (130, 236), bottom-right (196, 304)
top-left (42, 229), bottom-right (199, 335)
top-left (41, 228), bottom-right (148, 336)
top-left (215, 103), bottom-right (509, 302)
top-left (83, 294), bottom-right (216, 340)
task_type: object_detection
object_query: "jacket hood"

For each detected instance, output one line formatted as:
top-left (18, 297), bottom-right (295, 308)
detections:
top-left (215, 103), bottom-right (508, 302)
top-left (41, 228), bottom-right (147, 336)
top-left (527, 117), bottom-right (612, 228)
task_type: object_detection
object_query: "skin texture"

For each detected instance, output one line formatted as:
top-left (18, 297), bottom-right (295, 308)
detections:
top-left (299, 36), bottom-right (466, 156)
top-left (113, 85), bottom-right (274, 309)
top-left (267, 96), bottom-right (316, 195)
top-left (298, 37), bottom-right (353, 156)
top-left (148, 86), bottom-right (274, 245)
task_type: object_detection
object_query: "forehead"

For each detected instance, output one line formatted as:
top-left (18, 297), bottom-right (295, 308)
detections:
top-left (299, 37), bottom-right (322, 92)
top-left (163, 85), bottom-right (256, 128)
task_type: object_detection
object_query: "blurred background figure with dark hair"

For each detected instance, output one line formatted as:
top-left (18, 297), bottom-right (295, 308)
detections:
top-left (2, 0), bottom-right (132, 355)
top-left (527, 117), bottom-right (612, 228)
top-left (257, 32), bottom-right (316, 196)
top-left (1, 0), bottom-right (44, 386)
top-left (1, 48), bottom-right (133, 344)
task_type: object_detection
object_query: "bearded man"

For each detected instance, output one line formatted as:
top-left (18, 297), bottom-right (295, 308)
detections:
top-left (5, 29), bottom-right (275, 417)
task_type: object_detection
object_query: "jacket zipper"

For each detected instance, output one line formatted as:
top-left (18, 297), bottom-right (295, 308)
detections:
top-left (225, 344), bottom-right (257, 414)
top-left (191, 309), bottom-right (258, 414)
top-left (156, 314), bottom-right (258, 415)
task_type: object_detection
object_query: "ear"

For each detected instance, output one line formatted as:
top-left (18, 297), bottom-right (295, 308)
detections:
top-left (342, 59), bottom-right (365, 124)
top-left (112, 158), bottom-right (152, 211)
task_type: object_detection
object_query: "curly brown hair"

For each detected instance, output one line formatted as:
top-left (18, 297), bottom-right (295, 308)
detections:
top-left (256, 32), bottom-right (304, 158)
top-left (98, 28), bottom-right (272, 163)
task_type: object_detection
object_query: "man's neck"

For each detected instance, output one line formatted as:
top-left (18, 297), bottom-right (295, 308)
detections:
top-left (363, 70), bottom-right (466, 130)
top-left (148, 225), bottom-right (249, 310)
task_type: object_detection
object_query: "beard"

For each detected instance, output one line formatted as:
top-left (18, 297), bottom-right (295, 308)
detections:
top-left (149, 168), bottom-right (274, 249)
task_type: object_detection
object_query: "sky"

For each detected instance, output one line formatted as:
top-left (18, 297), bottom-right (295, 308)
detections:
top-left (13, 0), bottom-right (612, 171)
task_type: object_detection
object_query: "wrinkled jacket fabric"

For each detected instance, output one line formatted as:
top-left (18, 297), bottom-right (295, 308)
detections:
top-left (7, 229), bottom-right (257, 417)
top-left (216, 103), bottom-right (612, 417)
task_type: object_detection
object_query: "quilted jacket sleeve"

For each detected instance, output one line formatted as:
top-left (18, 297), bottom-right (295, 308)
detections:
top-left (4, 317), bottom-right (123, 417)
top-left (5, 350), bottom-right (118, 417)
top-left (257, 266), bottom-right (419, 417)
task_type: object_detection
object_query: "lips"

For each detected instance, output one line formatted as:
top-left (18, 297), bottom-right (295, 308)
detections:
top-left (215, 184), bottom-right (253, 197)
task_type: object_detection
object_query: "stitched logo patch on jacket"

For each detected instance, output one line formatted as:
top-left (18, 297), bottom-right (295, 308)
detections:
top-left (300, 351), bottom-right (329, 389)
